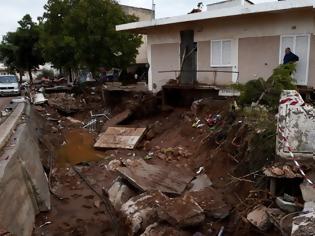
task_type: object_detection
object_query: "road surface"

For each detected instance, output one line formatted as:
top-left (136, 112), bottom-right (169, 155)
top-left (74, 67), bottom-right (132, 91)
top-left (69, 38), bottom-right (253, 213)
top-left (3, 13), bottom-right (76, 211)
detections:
top-left (0, 97), bottom-right (13, 110)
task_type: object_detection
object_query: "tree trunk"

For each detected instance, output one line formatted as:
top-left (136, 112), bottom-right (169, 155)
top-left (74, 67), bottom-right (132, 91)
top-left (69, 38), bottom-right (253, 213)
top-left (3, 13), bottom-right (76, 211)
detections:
top-left (28, 68), bottom-right (33, 84)
top-left (19, 71), bottom-right (23, 84)
top-left (69, 68), bottom-right (73, 83)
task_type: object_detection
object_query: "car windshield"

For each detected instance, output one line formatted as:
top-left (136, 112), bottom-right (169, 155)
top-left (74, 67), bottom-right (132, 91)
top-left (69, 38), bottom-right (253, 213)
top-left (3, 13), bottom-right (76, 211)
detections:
top-left (0, 76), bottom-right (17, 83)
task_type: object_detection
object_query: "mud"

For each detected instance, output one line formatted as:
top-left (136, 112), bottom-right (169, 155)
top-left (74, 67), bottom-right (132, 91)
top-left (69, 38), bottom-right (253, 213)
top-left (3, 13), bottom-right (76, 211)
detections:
top-left (57, 129), bottom-right (105, 166)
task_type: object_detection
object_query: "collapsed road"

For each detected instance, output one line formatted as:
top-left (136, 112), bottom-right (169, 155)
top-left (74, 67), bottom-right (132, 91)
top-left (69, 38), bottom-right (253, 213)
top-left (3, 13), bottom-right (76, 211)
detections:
top-left (1, 85), bottom-right (315, 236)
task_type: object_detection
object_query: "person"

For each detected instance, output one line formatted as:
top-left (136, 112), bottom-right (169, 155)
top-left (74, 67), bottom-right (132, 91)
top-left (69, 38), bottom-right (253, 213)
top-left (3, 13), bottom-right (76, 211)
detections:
top-left (283, 48), bottom-right (299, 64)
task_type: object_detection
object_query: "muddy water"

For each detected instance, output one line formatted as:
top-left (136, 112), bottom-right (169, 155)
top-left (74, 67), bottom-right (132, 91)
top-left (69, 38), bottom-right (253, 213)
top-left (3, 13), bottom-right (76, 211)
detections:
top-left (57, 129), bottom-right (105, 165)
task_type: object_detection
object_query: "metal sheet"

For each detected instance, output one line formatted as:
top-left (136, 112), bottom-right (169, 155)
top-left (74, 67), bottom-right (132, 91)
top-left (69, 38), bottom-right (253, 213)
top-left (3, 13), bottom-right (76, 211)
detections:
top-left (117, 159), bottom-right (194, 195)
top-left (94, 127), bottom-right (146, 149)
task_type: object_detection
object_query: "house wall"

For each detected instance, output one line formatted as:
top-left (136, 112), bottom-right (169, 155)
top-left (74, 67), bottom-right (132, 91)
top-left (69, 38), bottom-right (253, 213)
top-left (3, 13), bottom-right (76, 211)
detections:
top-left (146, 8), bottom-right (315, 92)
top-left (238, 36), bottom-right (280, 83)
top-left (309, 34), bottom-right (315, 88)
top-left (121, 5), bottom-right (154, 64)
top-left (150, 43), bottom-right (180, 91)
top-left (197, 41), bottom-right (233, 85)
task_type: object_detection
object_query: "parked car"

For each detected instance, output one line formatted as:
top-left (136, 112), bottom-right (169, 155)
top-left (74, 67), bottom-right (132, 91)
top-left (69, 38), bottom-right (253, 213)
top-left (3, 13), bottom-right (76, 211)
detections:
top-left (0, 75), bottom-right (20, 96)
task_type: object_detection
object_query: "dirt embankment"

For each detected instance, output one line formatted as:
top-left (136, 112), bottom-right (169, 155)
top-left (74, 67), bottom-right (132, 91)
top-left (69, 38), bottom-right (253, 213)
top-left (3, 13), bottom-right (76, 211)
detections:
top-left (32, 88), bottom-right (282, 236)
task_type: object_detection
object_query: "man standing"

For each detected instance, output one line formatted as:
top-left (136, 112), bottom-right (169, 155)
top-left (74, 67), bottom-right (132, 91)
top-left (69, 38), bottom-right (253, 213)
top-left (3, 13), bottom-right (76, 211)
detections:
top-left (283, 48), bottom-right (299, 64)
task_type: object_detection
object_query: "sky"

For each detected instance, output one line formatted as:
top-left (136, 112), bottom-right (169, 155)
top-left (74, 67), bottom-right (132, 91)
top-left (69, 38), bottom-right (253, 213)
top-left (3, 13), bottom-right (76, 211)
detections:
top-left (0, 0), bottom-right (276, 37)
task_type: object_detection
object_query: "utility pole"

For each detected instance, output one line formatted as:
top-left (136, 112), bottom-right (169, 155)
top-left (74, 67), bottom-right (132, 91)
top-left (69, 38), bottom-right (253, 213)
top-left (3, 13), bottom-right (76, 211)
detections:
top-left (152, 0), bottom-right (156, 19)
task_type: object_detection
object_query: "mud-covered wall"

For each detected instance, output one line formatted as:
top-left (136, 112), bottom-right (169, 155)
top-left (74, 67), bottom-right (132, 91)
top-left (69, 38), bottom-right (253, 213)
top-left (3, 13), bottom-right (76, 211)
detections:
top-left (0, 104), bottom-right (50, 236)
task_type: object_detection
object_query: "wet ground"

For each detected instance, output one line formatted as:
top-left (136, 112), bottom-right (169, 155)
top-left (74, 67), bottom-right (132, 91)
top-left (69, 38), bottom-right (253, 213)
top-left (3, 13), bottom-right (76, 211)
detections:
top-left (56, 129), bottom-right (105, 166)
top-left (0, 96), bottom-right (13, 110)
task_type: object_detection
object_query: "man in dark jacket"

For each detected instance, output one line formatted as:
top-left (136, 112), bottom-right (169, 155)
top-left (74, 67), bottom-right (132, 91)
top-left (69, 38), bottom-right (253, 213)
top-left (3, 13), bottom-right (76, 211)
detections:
top-left (283, 48), bottom-right (299, 64)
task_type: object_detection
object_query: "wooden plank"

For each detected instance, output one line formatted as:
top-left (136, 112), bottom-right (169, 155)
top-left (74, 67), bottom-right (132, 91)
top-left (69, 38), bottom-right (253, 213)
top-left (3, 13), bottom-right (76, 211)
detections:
top-left (94, 127), bottom-right (146, 149)
top-left (117, 159), bottom-right (194, 195)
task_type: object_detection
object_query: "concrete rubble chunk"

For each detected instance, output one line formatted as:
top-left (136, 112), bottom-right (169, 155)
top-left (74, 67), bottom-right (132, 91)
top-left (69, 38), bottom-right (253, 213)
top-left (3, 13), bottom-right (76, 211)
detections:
top-left (117, 159), bottom-right (194, 195)
top-left (121, 191), bottom-right (168, 235)
top-left (108, 178), bottom-right (137, 211)
top-left (140, 223), bottom-right (189, 236)
top-left (188, 174), bottom-right (213, 192)
top-left (107, 159), bottom-right (123, 171)
top-left (277, 90), bottom-right (315, 159)
top-left (276, 196), bottom-right (302, 213)
top-left (300, 182), bottom-right (315, 202)
top-left (186, 187), bottom-right (230, 219)
top-left (291, 212), bottom-right (315, 236)
top-left (157, 194), bottom-right (205, 227)
top-left (247, 205), bottom-right (272, 231)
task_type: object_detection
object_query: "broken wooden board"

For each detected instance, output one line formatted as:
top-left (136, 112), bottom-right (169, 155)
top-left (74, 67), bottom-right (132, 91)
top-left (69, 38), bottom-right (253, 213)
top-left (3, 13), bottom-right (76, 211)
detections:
top-left (117, 159), bottom-right (194, 195)
top-left (94, 127), bottom-right (146, 149)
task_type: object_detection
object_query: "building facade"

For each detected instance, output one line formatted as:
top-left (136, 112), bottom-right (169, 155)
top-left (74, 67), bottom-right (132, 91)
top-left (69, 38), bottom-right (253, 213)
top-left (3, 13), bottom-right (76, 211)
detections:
top-left (117, 0), bottom-right (315, 92)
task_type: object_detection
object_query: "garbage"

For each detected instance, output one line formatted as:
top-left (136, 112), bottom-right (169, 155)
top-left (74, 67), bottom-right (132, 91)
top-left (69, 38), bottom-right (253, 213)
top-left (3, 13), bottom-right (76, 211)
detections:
top-left (33, 93), bottom-right (48, 105)
top-left (247, 205), bottom-right (272, 231)
top-left (276, 196), bottom-right (302, 213)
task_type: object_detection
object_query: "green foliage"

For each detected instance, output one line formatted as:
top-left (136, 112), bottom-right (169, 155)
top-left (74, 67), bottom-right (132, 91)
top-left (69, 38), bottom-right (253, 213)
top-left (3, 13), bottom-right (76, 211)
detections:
top-left (40, 0), bottom-right (142, 73)
top-left (0, 14), bottom-right (44, 81)
top-left (232, 64), bottom-right (297, 109)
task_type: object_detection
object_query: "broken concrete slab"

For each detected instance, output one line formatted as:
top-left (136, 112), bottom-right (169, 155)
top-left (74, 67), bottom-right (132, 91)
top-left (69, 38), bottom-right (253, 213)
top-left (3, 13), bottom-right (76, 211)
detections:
top-left (276, 196), bottom-right (302, 213)
top-left (277, 90), bottom-right (315, 159)
top-left (300, 182), bottom-right (315, 202)
top-left (265, 208), bottom-right (286, 231)
top-left (121, 191), bottom-right (168, 235)
top-left (186, 187), bottom-right (230, 219)
top-left (157, 194), bottom-right (205, 227)
top-left (108, 178), bottom-right (137, 211)
top-left (94, 127), bottom-right (146, 149)
top-left (117, 159), bottom-right (194, 195)
top-left (140, 223), bottom-right (189, 236)
top-left (188, 174), bottom-right (213, 192)
top-left (291, 212), bottom-right (315, 236)
top-left (247, 205), bottom-right (272, 231)
top-left (102, 109), bottom-right (132, 131)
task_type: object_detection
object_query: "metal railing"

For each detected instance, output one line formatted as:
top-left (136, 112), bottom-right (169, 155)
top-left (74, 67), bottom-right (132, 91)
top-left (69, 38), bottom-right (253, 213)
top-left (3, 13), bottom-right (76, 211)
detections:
top-left (159, 69), bottom-right (239, 85)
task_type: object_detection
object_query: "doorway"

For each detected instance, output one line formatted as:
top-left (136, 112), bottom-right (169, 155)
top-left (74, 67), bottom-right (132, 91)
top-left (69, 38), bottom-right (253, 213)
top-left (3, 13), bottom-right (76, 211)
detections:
top-left (180, 30), bottom-right (197, 85)
top-left (280, 34), bottom-right (310, 85)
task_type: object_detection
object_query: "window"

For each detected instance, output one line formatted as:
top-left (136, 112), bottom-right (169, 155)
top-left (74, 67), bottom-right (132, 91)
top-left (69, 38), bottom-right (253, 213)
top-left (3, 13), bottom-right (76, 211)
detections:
top-left (211, 39), bottom-right (232, 67)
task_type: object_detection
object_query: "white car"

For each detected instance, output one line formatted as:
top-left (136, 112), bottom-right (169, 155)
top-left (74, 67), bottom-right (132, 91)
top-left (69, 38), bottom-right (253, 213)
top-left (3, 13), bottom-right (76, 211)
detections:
top-left (0, 75), bottom-right (20, 96)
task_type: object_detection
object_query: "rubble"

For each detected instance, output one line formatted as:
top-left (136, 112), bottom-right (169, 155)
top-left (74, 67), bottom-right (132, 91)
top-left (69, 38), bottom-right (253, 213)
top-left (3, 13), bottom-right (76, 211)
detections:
top-left (108, 178), bottom-right (137, 211)
top-left (47, 93), bottom-right (83, 115)
top-left (247, 205), bottom-right (272, 231)
top-left (263, 165), bottom-right (302, 178)
top-left (117, 159), bottom-right (194, 195)
top-left (291, 212), bottom-right (315, 236)
top-left (33, 93), bottom-right (48, 105)
top-left (188, 174), bottom-right (213, 192)
top-left (186, 187), bottom-right (230, 219)
top-left (121, 191), bottom-right (168, 234)
top-left (157, 194), bottom-right (205, 227)
top-left (94, 127), bottom-right (147, 149)
top-left (300, 181), bottom-right (315, 202)
top-left (140, 223), bottom-right (188, 236)
top-left (275, 196), bottom-right (302, 213)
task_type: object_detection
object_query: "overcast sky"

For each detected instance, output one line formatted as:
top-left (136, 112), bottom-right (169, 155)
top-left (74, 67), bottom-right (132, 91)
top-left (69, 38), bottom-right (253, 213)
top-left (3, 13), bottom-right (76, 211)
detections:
top-left (0, 0), bottom-right (276, 37)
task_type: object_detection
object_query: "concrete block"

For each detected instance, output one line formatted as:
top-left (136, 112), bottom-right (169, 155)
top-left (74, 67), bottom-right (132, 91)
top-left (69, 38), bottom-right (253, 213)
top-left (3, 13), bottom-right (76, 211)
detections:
top-left (300, 182), bottom-right (315, 202)
top-left (247, 205), bottom-right (272, 231)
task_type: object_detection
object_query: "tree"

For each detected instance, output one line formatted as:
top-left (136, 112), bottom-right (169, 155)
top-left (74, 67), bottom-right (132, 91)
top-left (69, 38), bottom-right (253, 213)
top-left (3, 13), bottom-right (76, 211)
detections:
top-left (40, 0), bottom-right (142, 77)
top-left (0, 15), bottom-right (44, 82)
